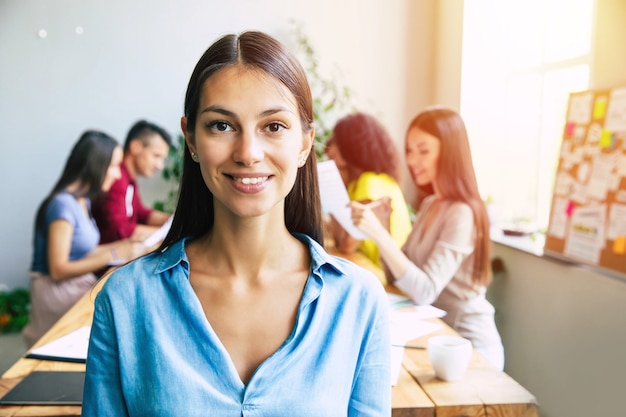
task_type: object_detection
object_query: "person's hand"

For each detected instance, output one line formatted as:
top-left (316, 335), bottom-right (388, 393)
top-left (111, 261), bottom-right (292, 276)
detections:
top-left (114, 239), bottom-right (146, 262)
top-left (129, 224), bottom-right (159, 242)
top-left (349, 199), bottom-right (391, 244)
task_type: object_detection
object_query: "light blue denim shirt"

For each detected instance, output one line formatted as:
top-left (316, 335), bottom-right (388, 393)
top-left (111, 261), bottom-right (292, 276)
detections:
top-left (82, 234), bottom-right (391, 416)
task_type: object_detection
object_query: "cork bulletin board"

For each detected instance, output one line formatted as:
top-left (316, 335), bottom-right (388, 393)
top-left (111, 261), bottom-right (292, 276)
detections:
top-left (544, 87), bottom-right (626, 279)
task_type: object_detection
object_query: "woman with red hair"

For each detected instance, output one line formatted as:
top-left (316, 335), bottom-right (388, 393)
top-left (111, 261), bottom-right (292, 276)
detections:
top-left (325, 112), bottom-right (411, 268)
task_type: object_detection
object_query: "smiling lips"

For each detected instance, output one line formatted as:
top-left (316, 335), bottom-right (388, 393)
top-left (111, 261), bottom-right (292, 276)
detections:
top-left (228, 175), bottom-right (271, 193)
top-left (233, 176), bottom-right (269, 185)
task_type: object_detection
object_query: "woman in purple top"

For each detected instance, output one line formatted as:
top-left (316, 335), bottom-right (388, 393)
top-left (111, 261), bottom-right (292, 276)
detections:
top-left (22, 130), bottom-right (144, 347)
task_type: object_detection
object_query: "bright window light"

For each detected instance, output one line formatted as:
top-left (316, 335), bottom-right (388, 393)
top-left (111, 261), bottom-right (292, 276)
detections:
top-left (460, 0), bottom-right (594, 231)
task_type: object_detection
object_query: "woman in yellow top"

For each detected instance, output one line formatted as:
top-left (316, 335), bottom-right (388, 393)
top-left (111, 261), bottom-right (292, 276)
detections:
top-left (325, 112), bottom-right (411, 267)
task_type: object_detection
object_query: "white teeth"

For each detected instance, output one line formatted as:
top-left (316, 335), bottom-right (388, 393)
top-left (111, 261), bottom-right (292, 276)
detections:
top-left (236, 176), bottom-right (268, 185)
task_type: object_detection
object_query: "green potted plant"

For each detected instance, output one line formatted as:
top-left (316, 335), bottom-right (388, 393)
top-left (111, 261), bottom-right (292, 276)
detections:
top-left (152, 134), bottom-right (185, 213)
top-left (0, 287), bottom-right (30, 334)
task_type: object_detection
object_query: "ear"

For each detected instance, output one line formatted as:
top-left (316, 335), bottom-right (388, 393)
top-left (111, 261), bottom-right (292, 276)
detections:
top-left (128, 138), bottom-right (143, 155)
top-left (300, 125), bottom-right (315, 161)
top-left (181, 116), bottom-right (196, 155)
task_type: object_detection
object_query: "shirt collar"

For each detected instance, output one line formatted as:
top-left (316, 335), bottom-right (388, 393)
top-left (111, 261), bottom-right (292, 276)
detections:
top-left (153, 233), bottom-right (347, 278)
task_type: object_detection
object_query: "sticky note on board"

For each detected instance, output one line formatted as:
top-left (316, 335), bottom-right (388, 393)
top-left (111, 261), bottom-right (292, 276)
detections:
top-left (600, 130), bottom-right (612, 148)
top-left (565, 122), bottom-right (576, 137)
top-left (593, 97), bottom-right (607, 119)
top-left (613, 236), bottom-right (626, 255)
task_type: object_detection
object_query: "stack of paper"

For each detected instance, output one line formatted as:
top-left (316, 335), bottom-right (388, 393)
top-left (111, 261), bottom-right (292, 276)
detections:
top-left (26, 326), bottom-right (91, 363)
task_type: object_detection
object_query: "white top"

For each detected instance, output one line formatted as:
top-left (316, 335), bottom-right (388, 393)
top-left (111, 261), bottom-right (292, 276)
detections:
top-left (395, 195), bottom-right (501, 347)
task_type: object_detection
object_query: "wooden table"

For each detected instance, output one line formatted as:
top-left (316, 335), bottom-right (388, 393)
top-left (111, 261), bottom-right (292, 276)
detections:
top-left (0, 250), bottom-right (539, 417)
top-left (334, 249), bottom-right (539, 417)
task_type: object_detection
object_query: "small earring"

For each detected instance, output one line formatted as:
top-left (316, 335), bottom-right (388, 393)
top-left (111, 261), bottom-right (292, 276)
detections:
top-left (297, 156), bottom-right (307, 167)
top-left (191, 152), bottom-right (199, 162)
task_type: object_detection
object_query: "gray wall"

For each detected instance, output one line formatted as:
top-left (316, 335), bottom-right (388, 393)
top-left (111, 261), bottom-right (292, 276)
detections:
top-left (486, 2), bottom-right (626, 416)
top-left (0, 0), bottom-right (435, 290)
top-left (489, 243), bottom-right (626, 417)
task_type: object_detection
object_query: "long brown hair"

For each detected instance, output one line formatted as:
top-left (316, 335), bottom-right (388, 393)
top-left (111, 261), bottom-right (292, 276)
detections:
top-left (161, 31), bottom-right (323, 249)
top-left (407, 107), bottom-right (491, 286)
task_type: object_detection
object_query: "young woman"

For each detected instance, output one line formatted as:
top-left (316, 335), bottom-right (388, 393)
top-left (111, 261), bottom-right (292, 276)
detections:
top-left (83, 31), bottom-right (390, 416)
top-left (349, 107), bottom-right (504, 370)
top-left (22, 130), bottom-right (145, 347)
top-left (325, 112), bottom-right (412, 268)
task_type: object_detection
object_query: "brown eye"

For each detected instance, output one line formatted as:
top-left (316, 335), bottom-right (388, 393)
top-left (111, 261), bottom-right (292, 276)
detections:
top-left (266, 122), bottom-right (286, 133)
top-left (208, 121), bottom-right (233, 132)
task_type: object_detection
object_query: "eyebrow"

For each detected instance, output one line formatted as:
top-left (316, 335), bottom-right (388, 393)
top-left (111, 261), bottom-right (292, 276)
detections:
top-left (200, 105), bottom-right (294, 118)
top-left (200, 106), bottom-right (234, 117)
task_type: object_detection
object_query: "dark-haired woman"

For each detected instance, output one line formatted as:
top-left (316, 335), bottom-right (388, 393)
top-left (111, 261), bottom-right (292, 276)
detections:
top-left (22, 131), bottom-right (145, 347)
top-left (349, 107), bottom-right (504, 371)
top-left (83, 31), bottom-right (390, 416)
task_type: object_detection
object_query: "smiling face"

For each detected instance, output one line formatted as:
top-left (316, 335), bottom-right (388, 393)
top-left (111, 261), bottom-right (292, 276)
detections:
top-left (183, 66), bottom-right (312, 219)
top-left (405, 127), bottom-right (441, 189)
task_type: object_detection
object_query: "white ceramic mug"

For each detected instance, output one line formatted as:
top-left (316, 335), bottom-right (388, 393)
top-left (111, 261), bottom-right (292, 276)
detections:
top-left (428, 335), bottom-right (472, 382)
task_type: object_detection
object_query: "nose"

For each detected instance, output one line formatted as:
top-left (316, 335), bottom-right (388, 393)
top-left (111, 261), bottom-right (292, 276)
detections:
top-left (233, 130), bottom-right (264, 166)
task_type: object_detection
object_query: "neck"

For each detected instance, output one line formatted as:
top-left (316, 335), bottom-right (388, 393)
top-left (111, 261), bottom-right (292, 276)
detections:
top-left (123, 157), bottom-right (137, 180)
top-left (65, 181), bottom-right (88, 197)
top-left (199, 215), bottom-right (299, 279)
top-left (347, 167), bottom-right (363, 185)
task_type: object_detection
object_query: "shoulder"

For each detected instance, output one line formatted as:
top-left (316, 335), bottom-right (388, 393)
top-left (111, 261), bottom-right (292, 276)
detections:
top-left (322, 255), bottom-right (389, 321)
top-left (351, 172), bottom-right (401, 200)
top-left (446, 200), bottom-right (473, 220)
top-left (329, 255), bottom-right (382, 286)
top-left (98, 250), bottom-right (166, 300)
top-left (433, 200), bottom-right (474, 233)
top-left (107, 170), bottom-right (130, 194)
top-left (45, 193), bottom-right (79, 219)
top-left (302, 235), bottom-right (387, 304)
top-left (48, 192), bottom-right (76, 208)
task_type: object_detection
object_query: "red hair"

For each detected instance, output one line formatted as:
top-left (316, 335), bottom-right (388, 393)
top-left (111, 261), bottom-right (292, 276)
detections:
top-left (331, 112), bottom-right (402, 183)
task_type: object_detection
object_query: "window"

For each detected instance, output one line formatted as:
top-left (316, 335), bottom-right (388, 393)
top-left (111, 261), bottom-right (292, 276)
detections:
top-left (460, 0), bottom-right (595, 230)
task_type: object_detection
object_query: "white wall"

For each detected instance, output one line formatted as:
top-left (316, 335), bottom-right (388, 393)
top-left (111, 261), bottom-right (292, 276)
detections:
top-left (0, 0), bottom-right (434, 290)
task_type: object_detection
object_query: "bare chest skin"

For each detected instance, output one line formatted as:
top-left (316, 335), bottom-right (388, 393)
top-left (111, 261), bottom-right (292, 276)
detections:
top-left (188, 257), bottom-right (309, 385)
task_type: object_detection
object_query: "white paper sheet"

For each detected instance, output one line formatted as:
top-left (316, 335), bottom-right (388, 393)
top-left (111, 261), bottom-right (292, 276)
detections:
top-left (389, 317), bottom-right (443, 386)
top-left (605, 87), bottom-right (626, 132)
top-left (564, 204), bottom-right (606, 263)
top-left (387, 293), bottom-right (446, 319)
top-left (26, 326), bottom-right (91, 363)
top-left (143, 216), bottom-right (173, 247)
top-left (567, 92), bottom-right (593, 124)
top-left (316, 160), bottom-right (366, 239)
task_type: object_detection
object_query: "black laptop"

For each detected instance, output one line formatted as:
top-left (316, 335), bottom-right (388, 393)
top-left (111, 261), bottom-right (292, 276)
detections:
top-left (0, 371), bottom-right (84, 405)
